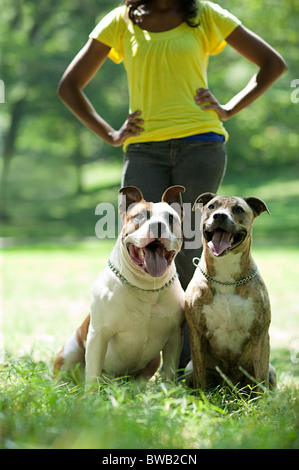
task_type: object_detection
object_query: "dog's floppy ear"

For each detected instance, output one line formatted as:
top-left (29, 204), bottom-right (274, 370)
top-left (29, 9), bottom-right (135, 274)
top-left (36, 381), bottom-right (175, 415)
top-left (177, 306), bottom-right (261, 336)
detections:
top-left (162, 185), bottom-right (186, 220)
top-left (244, 197), bottom-right (270, 217)
top-left (192, 192), bottom-right (216, 212)
top-left (119, 186), bottom-right (144, 219)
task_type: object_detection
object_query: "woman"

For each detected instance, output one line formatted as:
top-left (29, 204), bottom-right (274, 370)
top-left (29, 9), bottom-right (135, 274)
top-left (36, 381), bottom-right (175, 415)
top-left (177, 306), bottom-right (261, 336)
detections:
top-left (58, 0), bottom-right (286, 288)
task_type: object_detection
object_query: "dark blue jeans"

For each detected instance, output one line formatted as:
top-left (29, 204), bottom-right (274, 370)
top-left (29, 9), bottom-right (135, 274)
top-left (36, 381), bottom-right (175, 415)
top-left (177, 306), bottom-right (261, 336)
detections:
top-left (121, 139), bottom-right (227, 367)
top-left (122, 140), bottom-right (227, 287)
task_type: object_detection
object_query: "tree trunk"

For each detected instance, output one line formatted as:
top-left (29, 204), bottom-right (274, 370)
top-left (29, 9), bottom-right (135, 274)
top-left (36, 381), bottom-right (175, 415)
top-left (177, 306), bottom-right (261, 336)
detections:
top-left (0, 98), bottom-right (25, 219)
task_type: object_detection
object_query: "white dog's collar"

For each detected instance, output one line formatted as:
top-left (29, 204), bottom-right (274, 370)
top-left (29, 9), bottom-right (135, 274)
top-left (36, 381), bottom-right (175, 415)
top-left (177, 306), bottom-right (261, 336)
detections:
top-left (108, 259), bottom-right (177, 292)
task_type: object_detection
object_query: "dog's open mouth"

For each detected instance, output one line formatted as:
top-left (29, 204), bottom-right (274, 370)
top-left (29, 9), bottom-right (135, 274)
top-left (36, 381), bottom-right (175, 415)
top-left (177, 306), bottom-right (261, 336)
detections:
top-left (204, 228), bottom-right (247, 257)
top-left (127, 240), bottom-right (176, 277)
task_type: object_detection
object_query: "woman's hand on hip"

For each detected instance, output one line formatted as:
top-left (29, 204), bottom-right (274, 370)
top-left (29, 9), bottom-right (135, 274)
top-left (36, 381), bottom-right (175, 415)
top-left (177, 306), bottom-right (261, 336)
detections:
top-left (110, 110), bottom-right (144, 147)
top-left (194, 88), bottom-right (231, 121)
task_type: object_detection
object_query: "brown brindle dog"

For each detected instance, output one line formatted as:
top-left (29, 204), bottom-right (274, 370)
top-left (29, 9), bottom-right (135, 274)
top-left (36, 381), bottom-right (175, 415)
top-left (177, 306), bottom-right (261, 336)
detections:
top-left (185, 193), bottom-right (276, 390)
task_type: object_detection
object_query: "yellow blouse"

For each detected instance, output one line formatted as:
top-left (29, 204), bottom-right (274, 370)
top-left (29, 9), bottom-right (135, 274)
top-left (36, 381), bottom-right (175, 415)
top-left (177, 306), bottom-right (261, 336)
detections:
top-left (89, 1), bottom-right (241, 149)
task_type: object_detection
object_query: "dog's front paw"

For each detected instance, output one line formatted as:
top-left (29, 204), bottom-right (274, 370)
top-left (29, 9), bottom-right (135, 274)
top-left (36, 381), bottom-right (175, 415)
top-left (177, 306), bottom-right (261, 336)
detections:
top-left (84, 381), bottom-right (99, 393)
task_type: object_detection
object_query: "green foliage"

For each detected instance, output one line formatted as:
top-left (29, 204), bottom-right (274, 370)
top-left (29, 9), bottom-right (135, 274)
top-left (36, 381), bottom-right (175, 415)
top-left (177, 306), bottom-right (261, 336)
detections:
top-left (1, 0), bottom-right (298, 227)
top-left (210, 0), bottom-right (299, 171)
top-left (0, 0), bottom-right (127, 214)
top-left (1, 159), bottom-right (299, 242)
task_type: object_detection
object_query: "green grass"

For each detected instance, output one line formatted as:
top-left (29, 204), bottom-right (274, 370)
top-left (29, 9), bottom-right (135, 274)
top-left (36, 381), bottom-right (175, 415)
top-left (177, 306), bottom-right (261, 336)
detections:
top-left (1, 163), bottom-right (299, 449)
top-left (1, 242), bottom-right (299, 449)
top-left (0, 356), bottom-right (298, 450)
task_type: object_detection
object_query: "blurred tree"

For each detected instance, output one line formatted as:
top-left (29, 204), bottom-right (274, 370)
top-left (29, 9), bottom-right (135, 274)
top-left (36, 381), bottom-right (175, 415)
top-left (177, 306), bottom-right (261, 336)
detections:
top-left (0, 0), bottom-right (298, 224)
top-left (210, 0), bottom-right (298, 173)
top-left (0, 0), bottom-right (127, 217)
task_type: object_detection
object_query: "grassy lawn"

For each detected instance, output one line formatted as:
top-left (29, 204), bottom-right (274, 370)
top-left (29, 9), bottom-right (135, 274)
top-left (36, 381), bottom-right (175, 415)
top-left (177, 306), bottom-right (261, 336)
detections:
top-left (1, 164), bottom-right (299, 449)
top-left (1, 241), bottom-right (299, 449)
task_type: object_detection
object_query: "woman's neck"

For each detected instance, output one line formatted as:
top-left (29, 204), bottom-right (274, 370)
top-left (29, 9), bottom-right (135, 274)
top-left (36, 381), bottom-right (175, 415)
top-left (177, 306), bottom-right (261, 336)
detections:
top-left (151, 0), bottom-right (181, 12)
top-left (132, 0), bottom-right (184, 32)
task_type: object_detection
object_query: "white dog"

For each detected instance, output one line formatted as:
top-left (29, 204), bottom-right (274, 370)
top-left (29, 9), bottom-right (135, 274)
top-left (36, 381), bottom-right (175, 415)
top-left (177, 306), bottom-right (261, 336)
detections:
top-left (53, 186), bottom-right (185, 386)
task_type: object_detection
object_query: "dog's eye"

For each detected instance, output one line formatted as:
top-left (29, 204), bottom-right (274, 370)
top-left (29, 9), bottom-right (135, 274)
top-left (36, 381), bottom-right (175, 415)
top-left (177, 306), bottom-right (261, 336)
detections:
top-left (208, 203), bottom-right (215, 210)
top-left (234, 206), bottom-right (245, 214)
top-left (133, 212), bottom-right (146, 222)
top-left (168, 213), bottom-right (174, 225)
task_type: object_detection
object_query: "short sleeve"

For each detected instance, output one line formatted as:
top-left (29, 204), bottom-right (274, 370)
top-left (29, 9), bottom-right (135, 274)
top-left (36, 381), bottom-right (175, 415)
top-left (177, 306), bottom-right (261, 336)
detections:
top-left (200, 1), bottom-right (241, 55)
top-left (89, 6), bottom-right (127, 64)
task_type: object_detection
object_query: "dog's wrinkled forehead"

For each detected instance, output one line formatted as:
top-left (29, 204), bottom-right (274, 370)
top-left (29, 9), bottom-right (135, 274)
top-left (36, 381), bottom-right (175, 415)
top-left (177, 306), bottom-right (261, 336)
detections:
top-left (121, 201), bottom-right (151, 234)
top-left (203, 196), bottom-right (251, 216)
top-left (194, 192), bottom-right (270, 220)
top-left (151, 201), bottom-right (182, 221)
top-left (122, 201), bottom-right (181, 236)
top-left (127, 201), bottom-right (152, 220)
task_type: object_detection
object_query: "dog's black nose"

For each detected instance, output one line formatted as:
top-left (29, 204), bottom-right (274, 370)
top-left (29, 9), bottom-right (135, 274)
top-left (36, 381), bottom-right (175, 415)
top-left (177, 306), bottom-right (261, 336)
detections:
top-left (149, 221), bottom-right (166, 239)
top-left (213, 212), bottom-right (228, 221)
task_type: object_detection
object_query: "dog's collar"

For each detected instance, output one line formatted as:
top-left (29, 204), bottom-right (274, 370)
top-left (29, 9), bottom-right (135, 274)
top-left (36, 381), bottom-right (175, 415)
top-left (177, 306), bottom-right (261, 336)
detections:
top-left (192, 257), bottom-right (258, 286)
top-left (108, 259), bottom-right (177, 292)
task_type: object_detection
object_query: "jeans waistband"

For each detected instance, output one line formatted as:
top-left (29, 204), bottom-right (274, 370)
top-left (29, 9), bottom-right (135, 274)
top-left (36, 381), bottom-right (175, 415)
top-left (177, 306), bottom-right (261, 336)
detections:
top-left (175, 132), bottom-right (225, 142)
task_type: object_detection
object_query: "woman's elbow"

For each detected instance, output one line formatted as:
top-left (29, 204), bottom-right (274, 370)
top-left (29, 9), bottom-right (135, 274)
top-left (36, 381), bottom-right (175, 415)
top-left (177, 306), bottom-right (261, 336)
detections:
top-left (57, 77), bottom-right (69, 101)
top-left (269, 52), bottom-right (287, 78)
top-left (57, 74), bottom-right (83, 107)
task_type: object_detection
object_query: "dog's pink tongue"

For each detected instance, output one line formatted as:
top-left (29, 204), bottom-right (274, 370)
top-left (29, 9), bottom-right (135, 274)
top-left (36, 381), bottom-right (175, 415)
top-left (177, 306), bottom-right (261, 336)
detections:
top-left (144, 245), bottom-right (167, 277)
top-left (208, 230), bottom-right (232, 256)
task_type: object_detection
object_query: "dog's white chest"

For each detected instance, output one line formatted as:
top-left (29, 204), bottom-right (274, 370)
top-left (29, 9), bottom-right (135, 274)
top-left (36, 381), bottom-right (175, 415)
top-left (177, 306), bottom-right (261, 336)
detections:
top-left (203, 293), bottom-right (255, 355)
top-left (103, 290), bottom-right (182, 374)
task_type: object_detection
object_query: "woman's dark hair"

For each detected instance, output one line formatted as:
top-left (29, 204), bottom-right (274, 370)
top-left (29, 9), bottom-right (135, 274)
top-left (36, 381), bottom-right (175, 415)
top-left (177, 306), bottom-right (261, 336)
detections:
top-left (124, 1), bottom-right (199, 27)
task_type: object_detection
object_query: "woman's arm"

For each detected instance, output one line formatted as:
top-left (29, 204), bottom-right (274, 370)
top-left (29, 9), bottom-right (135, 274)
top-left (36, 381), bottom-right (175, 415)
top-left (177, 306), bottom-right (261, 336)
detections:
top-left (58, 38), bottom-right (144, 146)
top-left (195, 25), bottom-right (287, 120)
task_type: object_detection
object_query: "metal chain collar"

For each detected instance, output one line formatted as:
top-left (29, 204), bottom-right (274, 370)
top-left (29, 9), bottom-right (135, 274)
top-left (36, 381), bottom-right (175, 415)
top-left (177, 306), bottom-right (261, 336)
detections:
top-left (108, 259), bottom-right (177, 293)
top-left (192, 257), bottom-right (258, 286)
